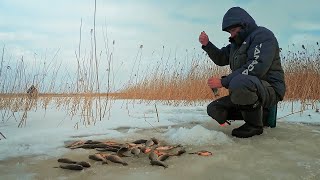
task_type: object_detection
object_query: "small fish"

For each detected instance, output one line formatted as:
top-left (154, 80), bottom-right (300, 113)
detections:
top-left (145, 139), bottom-right (155, 147)
top-left (105, 144), bottom-right (123, 149)
top-left (189, 150), bottom-right (213, 156)
top-left (131, 147), bottom-right (141, 157)
top-left (168, 148), bottom-right (186, 156)
top-left (158, 154), bottom-right (170, 161)
top-left (145, 148), bottom-right (152, 153)
top-left (126, 143), bottom-right (139, 148)
top-left (59, 164), bottom-right (83, 171)
top-left (65, 140), bottom-right (84, 148)
top-left (148, 151), bottom-right (158, 161)
top-left (117, 147), bottom-right (131, 157)
top-left (151, 137), bottom-right (160, 145)
top-left (132, 139), bottom-right (148, 144)
top-left (140, 146), bottom-right (146, 153)
top-left (140, 146), bottom-right (152, 154)
top-left (76, 161), bottom-right (91, 168)
top-left (95, 147), bottom-right (119, 152)
top-left (155, 146), bottom-right (173, 151)
top-left (150, 160), bottom-right (168, 168)
top-left (155, 145), bottom-right (181, 151)
top-left (176, 148), bottom-right (186, 156)
top-left (88, 154), bottom-right (108, 164)
top-left (84, 140), bottom-right (102, 144)
top-left (57, 158), bottom-right (77, 164)
top-left (105, 155), bottom-right (128, 166)
top-left (71, 143), bottom-right (111, 149)
top-left (134, 144), bottom-right (145, 149)
top-left (96, 152), bottom-right (110, 159)
top-left (154, 150), bottom-right (165, 156)
top-left (103, 141), bottom-right (119, 145)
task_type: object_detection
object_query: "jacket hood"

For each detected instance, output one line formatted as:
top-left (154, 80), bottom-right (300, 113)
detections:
top-left (222, 7), bottom-right (257, 32)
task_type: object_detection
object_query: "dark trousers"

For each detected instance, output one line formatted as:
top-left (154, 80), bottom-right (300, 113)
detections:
top-left (207, 74), bottom-right (279, 124)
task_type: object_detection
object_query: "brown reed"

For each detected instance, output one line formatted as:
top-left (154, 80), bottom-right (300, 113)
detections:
top-left (118, 43), bottom-right (320, 105)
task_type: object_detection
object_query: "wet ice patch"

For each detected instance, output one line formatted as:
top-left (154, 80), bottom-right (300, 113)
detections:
top-left (0, 128), bottom-right (128, 160)
top-left (312, 130), bottom-right (320, 134)
top-left (127, 128), bottom-right (141, 133)
top-left (164, 125), bottom-right (233, 145)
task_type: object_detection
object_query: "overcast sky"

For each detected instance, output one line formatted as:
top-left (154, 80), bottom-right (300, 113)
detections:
top-left (0, 0), bottom-right (319, 91)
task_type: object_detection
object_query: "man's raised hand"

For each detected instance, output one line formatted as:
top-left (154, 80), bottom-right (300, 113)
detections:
top-left (199, 31), bottom-right (209, 46)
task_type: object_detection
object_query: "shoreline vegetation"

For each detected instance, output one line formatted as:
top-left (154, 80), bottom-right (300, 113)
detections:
top-left (118, 44), bottom-right (320, 102)
top-left (1, 44), bottom-right (320, 127)
top-left (0, 93), bottom-right (121, 98)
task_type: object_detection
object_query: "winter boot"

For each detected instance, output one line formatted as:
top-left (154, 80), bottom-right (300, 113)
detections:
top-left (232, 105), bottom-right (263, 138)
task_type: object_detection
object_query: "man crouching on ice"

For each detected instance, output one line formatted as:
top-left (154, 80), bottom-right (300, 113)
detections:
top-left (199, 7), bottom-right (286, 138)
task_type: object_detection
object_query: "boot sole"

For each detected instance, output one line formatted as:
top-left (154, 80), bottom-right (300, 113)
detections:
top-left (232, 129), bottom-right (263, 138)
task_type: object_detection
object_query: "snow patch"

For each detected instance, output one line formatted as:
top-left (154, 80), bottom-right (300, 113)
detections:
top-left (164, 125), bottom-right (233, 146)
top-left (127, 128), bottom-right (140, 133)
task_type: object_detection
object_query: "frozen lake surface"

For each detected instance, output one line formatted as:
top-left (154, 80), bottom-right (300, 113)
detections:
top-left (0, 99), bottom-right (319, 179)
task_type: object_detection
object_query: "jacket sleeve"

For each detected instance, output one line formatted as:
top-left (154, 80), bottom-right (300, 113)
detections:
top-left (221, 30), bottom-right (277, 88)
top-left (202, 41), bottom-right (230, 66)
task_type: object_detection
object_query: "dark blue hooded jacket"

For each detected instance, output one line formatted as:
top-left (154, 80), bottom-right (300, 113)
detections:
top-left (202, 7), bottom-right (286, 100)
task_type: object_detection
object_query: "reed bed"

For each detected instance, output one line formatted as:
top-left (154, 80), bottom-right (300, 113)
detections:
top-left (1, 37), bottom-right (320, 127)
top-left (119, 43), bottom-right (320, 106)
top-left (119, 54), bottom-right (229, 105)
top-left (282, 44), bottom-right (320, 101)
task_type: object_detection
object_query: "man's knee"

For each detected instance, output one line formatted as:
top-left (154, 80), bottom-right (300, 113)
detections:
top-left (229, 74), bottom-right (259, 105)
top-left (207, 101), bottom-right (227, 124)
top-left (207, 101), bottom-right (217, 118)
